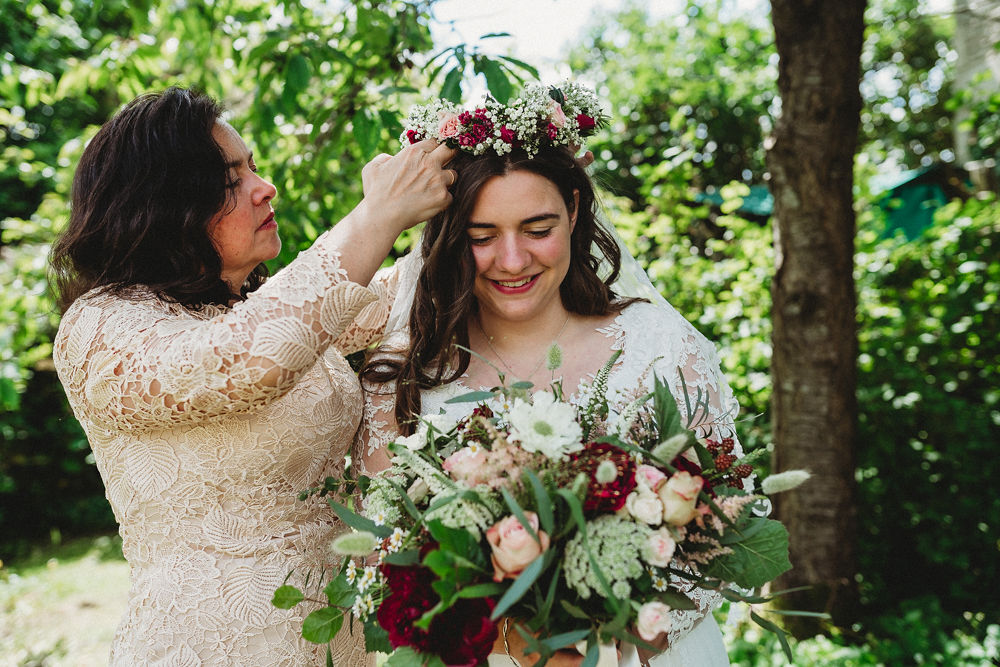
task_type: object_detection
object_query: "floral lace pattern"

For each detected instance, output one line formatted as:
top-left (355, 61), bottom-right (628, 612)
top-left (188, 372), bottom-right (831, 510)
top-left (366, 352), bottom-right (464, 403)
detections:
top-left (53, 230), bottom-right (399, 666)
top-left (359, 300), bottom-right (740, 664)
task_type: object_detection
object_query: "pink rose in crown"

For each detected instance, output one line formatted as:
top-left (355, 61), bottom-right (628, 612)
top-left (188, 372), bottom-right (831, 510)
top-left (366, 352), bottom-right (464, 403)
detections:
top-left (547, 100), bottom-right (567, 128)
top-left (442, 446), bottom-right (487, 483)
top-left (499, 126), bottom-right (517, 144)
top-left (437, 112), bottom-right (462, 139)
top-left (636, 601), bottom-right (673, 641)
top-left (486, 513), bottom-right (550, 582)
top-left (657, 470), bottom-right (703, 526)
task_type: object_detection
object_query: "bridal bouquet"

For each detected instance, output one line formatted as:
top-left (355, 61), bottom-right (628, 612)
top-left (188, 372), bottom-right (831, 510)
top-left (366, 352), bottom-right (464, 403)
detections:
top-left (275, 353), bottom-right (808, 667)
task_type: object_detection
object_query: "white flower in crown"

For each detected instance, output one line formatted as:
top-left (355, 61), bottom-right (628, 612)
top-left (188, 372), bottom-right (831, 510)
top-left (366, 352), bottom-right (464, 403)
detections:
top-left (508, 391), bottom-right (583, 459)
top-left (401, 80), bottom-right (607, 158)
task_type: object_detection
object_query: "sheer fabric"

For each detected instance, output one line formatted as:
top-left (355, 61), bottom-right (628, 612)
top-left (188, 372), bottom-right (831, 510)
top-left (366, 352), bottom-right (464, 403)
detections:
top-left (359, 300), bottom-right (738, 665)
top-left (53, 229), bottom-right (398, 666)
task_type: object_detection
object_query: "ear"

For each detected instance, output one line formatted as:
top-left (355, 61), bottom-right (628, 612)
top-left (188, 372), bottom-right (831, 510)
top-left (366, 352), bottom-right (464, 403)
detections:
top-left (569, 189), bottom-right (580, 232)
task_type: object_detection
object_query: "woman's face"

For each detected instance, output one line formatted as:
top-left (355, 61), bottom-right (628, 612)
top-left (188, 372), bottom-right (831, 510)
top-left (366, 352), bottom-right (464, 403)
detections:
top-left (466, 170), bottom-right (578, 326)
top-left (210, 121), bottom-right (280, 291)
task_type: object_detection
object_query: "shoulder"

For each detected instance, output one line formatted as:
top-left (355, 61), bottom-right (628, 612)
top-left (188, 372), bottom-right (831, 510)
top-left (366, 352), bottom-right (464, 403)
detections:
top-left (55, 288), bottom-right (188, 356)
top-left (614, 300), bottom-right (720, 370)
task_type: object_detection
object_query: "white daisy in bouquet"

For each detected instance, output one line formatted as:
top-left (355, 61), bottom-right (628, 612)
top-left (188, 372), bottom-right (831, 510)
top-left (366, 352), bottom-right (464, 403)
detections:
top-left (275, 352), bottom-right (815, 667)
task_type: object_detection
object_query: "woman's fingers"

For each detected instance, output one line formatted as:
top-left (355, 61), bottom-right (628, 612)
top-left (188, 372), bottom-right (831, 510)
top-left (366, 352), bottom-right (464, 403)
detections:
top-left (360, 140), bottom-right (457, 231)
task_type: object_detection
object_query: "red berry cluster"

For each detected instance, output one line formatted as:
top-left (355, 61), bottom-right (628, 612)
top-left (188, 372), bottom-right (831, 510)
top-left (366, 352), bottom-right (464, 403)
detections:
top-left (705, 437), bottom-right (753, 489)
top-left (705, 437), bottom-right (735, 456)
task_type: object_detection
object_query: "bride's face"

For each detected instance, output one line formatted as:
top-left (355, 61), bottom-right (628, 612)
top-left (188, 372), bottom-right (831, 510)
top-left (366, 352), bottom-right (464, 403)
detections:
top-left (466, 170), bottom-right (578, 326)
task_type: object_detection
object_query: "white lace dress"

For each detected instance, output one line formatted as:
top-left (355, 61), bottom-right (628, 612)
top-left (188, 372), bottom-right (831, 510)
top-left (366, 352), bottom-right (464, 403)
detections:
top-left (361, 300), bottom-right (736, 666)
top-left (53, 230), bottom-right (397, 667)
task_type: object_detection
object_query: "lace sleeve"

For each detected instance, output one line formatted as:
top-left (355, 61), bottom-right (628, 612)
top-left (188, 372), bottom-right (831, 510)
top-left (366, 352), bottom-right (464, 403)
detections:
top-left (332, 259), bottom-right (402, 354)
top-left (53, 229), bottom-right (377, 433)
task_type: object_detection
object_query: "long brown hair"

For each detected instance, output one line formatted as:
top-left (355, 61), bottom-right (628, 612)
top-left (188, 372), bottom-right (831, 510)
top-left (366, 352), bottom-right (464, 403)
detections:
top-left (50, 87), bottom-right (268, 312)
top-left (363, 146), bottom-right (636, 434)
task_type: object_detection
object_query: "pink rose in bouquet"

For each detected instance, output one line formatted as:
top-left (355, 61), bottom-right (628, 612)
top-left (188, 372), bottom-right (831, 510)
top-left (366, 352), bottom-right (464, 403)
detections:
top-left (487, 512), bottom-right (550, 581)
top-left (636, 601), bottom-right (673, 642)
top-left (443, 446), bottom-right (487, 483)
top-left (637, 463), bottom-right (667, 490)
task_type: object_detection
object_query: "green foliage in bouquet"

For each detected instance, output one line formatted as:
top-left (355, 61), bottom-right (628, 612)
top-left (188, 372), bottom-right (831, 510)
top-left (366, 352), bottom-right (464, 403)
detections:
top-left (275, 357), bottom-right (819, 665)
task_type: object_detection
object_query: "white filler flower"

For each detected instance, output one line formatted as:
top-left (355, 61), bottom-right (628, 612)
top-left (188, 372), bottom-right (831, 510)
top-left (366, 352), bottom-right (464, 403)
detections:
top-left (508, 391), bottom-right (583, 459)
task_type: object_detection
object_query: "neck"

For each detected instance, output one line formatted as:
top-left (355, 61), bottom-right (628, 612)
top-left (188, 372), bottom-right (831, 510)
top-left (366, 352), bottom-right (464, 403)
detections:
top-left (475, 307), bottom-right (571, 352)
top-left (473, 306), bottom-right (574, 382)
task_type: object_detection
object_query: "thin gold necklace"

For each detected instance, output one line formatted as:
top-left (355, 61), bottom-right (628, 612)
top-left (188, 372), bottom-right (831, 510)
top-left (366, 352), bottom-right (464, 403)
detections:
top-left (476, 314), bottom-right (570, 380)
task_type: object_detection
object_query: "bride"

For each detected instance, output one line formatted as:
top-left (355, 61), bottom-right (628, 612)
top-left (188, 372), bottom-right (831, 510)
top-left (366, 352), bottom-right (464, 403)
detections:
top-left (359, 83), bottom-right (738, 666)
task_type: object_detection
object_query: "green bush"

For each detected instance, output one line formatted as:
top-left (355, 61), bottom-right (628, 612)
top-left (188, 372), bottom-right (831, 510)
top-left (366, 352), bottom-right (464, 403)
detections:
top-left (626, 167), bottom-right (999, 634)
top-left (854, 195), bottom-right (1000, 623)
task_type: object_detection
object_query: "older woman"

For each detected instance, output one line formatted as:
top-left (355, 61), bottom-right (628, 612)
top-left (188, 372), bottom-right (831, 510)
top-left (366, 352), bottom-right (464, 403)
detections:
top-left (50, 87), bottom-right (454, 666)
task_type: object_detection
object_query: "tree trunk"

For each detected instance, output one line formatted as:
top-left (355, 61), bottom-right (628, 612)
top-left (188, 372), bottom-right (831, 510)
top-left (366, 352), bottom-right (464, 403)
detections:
top-left (766, 0), bottom-right (865, 635)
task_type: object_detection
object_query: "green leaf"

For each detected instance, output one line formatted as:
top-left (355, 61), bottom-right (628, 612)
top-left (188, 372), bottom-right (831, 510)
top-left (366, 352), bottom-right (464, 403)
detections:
top-left (383, 646), bottom-right (425, 666)
top-left (525, 469), bottom-right (554, 536)
top-left (751, 610), bottom-right (793, 661)
top-left (540, 628), bottom-right (590, 652)
top-left (384, 549), bottom-right (421, 566)
top-left (302, 607), bottom-right (344, 643)
top-left (560, 599), bottom-right (590, 619)
top-left (479, 58), bottom-right (513, 103)
top-left (457, 582), bottom-right (506, 598)
top-left (491, 553), bottom-right (546, 619)
top-left (494, 53), bottom-right (538, 73)
top-left (271, 585), bottom-right (304, 609)
top-left (703, 517), bottom-right (792, 588)
top-left (352, 109), bottom-right (380, 158)
top-left (500, 487), bottom-right (542, 546)
top-left (653, 372), bottom-right (683, 438)
top-left (364, 617), bottom-right (393, 654)
top-left (327, 499), bottom-right (393, 538)
top-left (654, 589), bottom-right (697, 610)
top-left (444, 390), bottom-right (496, 404)
top-left (323, 574), bottom-right (356, 607)
top-left (425, 519), bottom-right (489, 570)
top-left (285, 53), bottom-right (311, 93)
top-left (441, 67), bottom-right (463, 102)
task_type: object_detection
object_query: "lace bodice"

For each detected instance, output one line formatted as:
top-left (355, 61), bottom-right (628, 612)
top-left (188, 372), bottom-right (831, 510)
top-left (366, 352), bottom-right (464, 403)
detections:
top-left (359, 300), bottom-right (742, 658)
top-left (53, 229), bottom-right (399, 666)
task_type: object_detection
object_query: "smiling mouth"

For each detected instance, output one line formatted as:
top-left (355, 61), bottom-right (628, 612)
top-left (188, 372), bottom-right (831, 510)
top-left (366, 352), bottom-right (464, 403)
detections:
top-left (494, 276), bottom-right (534, 288)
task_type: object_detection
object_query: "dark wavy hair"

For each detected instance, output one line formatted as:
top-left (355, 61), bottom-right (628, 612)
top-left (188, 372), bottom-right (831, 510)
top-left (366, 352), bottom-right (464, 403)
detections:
top-left (365, 146), bottom-right (637, 433)
top-left (50, 86), bottom-right (268, 312)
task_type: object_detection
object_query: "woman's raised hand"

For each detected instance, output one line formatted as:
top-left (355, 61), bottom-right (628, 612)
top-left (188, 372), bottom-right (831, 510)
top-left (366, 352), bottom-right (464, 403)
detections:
top-left (361, 138), bottom-right (457, 234)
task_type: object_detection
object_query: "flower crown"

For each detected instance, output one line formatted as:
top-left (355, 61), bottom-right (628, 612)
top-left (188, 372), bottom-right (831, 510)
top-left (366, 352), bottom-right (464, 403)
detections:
top-left (401, 81), bottom-right (607, 158)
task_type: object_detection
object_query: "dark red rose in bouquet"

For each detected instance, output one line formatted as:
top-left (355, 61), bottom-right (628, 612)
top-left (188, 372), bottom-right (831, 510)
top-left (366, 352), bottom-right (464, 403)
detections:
top-left (428, 597), bottom-right (497, 666)
top-left (571, 442), bottom-right (637, 512)
top-left (378, 559), bottom-right (498, 665)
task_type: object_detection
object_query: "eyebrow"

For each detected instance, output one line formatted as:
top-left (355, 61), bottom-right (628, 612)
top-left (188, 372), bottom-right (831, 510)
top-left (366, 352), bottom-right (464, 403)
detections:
top-left (467, 213), bottom-right (561, 228)
top-left (225, 152), bottom-right (253, 169)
